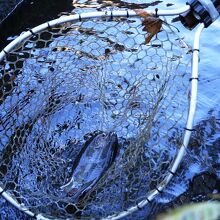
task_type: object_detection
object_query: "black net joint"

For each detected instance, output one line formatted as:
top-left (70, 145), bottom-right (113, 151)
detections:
top-left (0, 189), bottom-right (5, 195)
top-left (29, 29), bottom-right (38, 41)
top-left (155, 8), bottom-right (159, 17)
top-left (192, 48), bottom-right (200, 52)
top-left (47, 22), bottom-right (52, 30)
top-left (146, 198), bottom-right (152, 203)
top-left (78, 14), bottom-right (82, 22)
top-left (3, 49), bottom-right (8, 55)
top-left (136, 204), bottom-right (142, 210)
top-left (184, 127), bottom-right (195, 132)
top-left (168, 169), bottom-right (176, 176)
top-left (126, 10), bottom-right (129, 18)
top-left (29, 29), bottom-right (38, 37)
top-left (155, 187), bottom-right (162, 193)
top-left (190, 77), bottom-right (199, 81)
top-left (110, 10), bottom-right (113, 20)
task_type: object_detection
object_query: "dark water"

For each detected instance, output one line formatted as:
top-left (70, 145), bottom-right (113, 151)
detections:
top-left (0, 0), bottom-right (24, 23)
top-left (0, 0), bottom-right (219, 219)
top-left (0, 0), bottom-right (74, 50)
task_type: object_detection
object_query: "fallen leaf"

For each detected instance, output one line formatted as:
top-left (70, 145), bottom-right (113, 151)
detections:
top-left (135, 9), bottom-right (162, 44)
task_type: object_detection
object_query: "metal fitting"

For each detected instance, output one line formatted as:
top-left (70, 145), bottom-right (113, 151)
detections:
top-left (180, 0), bottom-right (220, 29)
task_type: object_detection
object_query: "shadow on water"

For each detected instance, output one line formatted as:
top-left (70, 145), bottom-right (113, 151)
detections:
top-left (0, 0), bottom-right (25, 23)
top-left (0, 0), bottom-right (74, 50)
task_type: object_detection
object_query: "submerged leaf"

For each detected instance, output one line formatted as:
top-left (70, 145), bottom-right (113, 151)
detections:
top-left (135, 9), bottom-right (162, 44)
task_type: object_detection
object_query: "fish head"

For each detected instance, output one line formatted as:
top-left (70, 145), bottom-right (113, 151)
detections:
top-left (92, 132), bottom-right (119, 163)
top-left (93, 132), bottom-right (118, 149)
top-left (106, 132), bottom-right (118, 146)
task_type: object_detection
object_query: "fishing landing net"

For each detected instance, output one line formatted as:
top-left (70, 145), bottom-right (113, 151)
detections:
top-left (0, 9), bottom-right (198, 220)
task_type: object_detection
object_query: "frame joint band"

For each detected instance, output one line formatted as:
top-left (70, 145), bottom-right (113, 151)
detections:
top-left (3, 50), bottom-right (8, 55)
top-left (185, 127), bottom-right (195, 132)
top-left (192, 48), bottom-right (200, 52)
top-left (136, 204), bottom-right (142, 210)
top-left (146, 198), bottom-right (152, 203)
top-left (155, 187), bottom-right (162, 193)
top-left (79, 14), bottom-right (82, 21)
top-left (168, 169), bottom-right (175, 176)
top-left (110, 10), bottom-right (113, 20)
top-left (29, 29), bottom-right (37, 36)
top-left (155, 8), bottom-right (159, 17)
top-left (190, 77), bottom-right (199, 81)
top-left (126, 10), bottom-right (129, 18)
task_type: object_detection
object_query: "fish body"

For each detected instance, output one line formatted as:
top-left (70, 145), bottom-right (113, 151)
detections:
top-left (60, 132), bottom-right (118, 199)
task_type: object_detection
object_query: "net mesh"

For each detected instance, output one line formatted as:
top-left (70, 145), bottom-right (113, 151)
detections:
top-left (0, 15), bottom-right (191, 219)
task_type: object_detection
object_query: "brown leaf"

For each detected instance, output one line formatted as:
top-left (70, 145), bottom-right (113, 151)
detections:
top-left (143, 17), bottom-right (162, 44)
top-left (135, 9), bottom-right (162, 44)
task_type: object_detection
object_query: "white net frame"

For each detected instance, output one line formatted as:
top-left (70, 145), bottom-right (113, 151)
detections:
top-left (0, 7), bottom-right (205, 220)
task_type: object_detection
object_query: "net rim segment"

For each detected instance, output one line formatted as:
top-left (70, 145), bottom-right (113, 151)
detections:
top-left (0, 7), bottom-right (203, 220)
top-left (0, 6), bottom-right (191, 62)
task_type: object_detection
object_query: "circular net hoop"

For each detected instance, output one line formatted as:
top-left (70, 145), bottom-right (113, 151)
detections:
top-left (0, 11), bottom-right (192, 219)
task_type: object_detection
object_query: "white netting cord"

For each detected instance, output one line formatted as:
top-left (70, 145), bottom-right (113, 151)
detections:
top-left (0, 16), bottom-right (191, 219)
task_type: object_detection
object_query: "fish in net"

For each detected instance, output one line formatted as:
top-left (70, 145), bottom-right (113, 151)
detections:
top-left (0, 5), bottom-right (214, 219)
